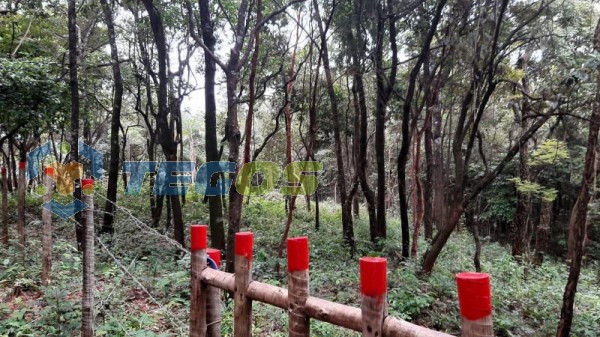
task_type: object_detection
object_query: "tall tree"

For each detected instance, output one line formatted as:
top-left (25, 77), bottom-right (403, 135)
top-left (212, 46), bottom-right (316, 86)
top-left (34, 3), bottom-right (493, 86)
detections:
top-left (198, 0), bottom-right (225, 250)
top-left (68, 0), bottom-right (83, 251)
top-left (313, 0), bottom-right (355, 249)
top-left (100, 0), bottom-right (124, 235)
top-left (397, 0), bottom-right (446, 259)
top-left (555, 18), bottom-right (600, 337)
top-left (141, 0), bottom-right (185, 246)
top-left (374, 0), bottom-right (398, 240)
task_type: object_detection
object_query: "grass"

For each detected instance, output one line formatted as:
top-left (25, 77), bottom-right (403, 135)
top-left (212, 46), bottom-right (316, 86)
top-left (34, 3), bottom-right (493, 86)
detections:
top-left (0, 193), bottom-right (599, 336)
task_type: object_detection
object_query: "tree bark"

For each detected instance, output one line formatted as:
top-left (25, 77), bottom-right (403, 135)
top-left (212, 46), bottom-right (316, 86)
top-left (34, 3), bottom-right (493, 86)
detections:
top-left (374, 0), bottom-right (398, 240)
top-left (199, 0), bottom-right (226, 250)
top-left (142, 0), bottom-right (185, 247)
top-left (398, 0), bottom-right (446, 259)
top-left (556, 19), bottom-right (600, 337)
top-left (68, 0), bottom-right (83, 251)
top-left (313, 0), bottom-right (355, 249)
top-left (100, 0), bottom-right (124, 236)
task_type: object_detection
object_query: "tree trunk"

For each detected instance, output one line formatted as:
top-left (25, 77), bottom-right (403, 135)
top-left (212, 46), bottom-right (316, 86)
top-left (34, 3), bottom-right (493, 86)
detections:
top-left (313, 0), bottom-right (355, 250)
top-left (374, 0), bottom-right (398, 240)
top-left (556, 19), bottom-right (600, 337)
top-left (68, 0), bottom-right (83, 251)
top-left (100, 0), bottom-right (124, 236)
top-left (142, 0), bottom-right (185, 247)
top-left (199, 0), bottom-right (225, 249)
top-left (350, 0), bottom-right (377, 242)
top-left (512, 49), bottom-right (533, 262)
top-left (42, 171), bottom-right (53, 285)
top-left (534, 199), bottom-right (552, 265)
top-left (410, 133), bottom-right (424, 257)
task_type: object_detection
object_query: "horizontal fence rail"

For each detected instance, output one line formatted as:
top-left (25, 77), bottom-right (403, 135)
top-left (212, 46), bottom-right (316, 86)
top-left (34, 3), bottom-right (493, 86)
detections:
top-left (187, 225), bottom-right (493, 337)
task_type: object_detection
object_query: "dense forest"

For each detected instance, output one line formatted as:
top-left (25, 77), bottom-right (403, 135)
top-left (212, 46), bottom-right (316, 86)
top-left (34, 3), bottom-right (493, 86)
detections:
top-left (0, 0), bottom-right (599, 336)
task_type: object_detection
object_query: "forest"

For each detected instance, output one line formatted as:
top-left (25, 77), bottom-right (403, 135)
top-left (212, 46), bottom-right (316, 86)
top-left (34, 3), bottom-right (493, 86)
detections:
top-left (0, 0), bottom-right (599, 336)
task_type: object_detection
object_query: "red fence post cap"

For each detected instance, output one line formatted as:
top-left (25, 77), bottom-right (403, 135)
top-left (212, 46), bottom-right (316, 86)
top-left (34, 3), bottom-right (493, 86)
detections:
top-left (235, 232), bottom-right (254, 261)
top-left (456, 272), bottom-right (492, 320)
top-left (360, 257), bottom-right (387, 297)
top-left (18, 161), bottom-right (26, 169)
top-left (81, 178), bottom-right (94, 187)
top-left (207, 248), bottom-right (221, 268)
top-left (190, 224), bottom-right (208, 251)
top-left (44, 167), bottom-right (55, 175)
top-left (287, 236), bottom-right (309, 272)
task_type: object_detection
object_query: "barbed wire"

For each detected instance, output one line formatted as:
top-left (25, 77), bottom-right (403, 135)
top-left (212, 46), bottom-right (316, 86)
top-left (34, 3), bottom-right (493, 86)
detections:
top-left (93, 192), bottom-right (190, 255)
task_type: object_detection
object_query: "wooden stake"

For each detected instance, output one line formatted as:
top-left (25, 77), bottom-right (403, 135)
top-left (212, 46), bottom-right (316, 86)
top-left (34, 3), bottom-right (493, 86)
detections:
top-left (1, 167), bottom-right (8, 245)
top-left (234, 232), bottom-right (253, 337)
top-left (360, 257), bottom-right (387, 337)
top-left (190, 224), bottom-right (208, 337)
top-left (456, 272), bottom-right (493, 337)
top-left (206, 248), bottom-right (222, 337)
top-left (17, 161), bottom-right (26, 251)
top-left (42, 167), bottom-right (54, 285)
top-left (81, 178), bottom-right (95, 337)
top-left (287, 236), bottom-right (310, 337)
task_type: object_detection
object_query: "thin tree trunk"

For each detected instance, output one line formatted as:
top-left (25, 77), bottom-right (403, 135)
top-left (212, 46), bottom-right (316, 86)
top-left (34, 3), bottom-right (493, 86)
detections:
top-left (42, 171), bottom-right (53, 285)
top-left (374, 0), bottom-right (398, 239)
top-left (17, 152), bottom-right (25, 253)
top-left (534, 199), bottom-right (552, 265)
top-left (142, 0), bottom-right (185, 247)
top-left (350, 0), bottom-right (377, 241)
top-left (199, 0), bottom-right (225, 249)
top-left (313, 0), bottom-right (354, 250)
top-left (277, 13), bottom-right (300, 271)
top-left (556, 19), bottom-right (600, 337)
top-left (68, 0), bottom-right (83, 251)
top-left (1, 167), bottom-right (7, 244)
top-left (101, 0), bottom-right (123, 236)
top-left (410, 132), bottom-right (424, 257)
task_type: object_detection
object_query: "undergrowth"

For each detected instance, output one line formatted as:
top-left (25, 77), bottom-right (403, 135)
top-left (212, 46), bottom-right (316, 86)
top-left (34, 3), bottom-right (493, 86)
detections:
top-left (0, 194), bottom-right (599, 336)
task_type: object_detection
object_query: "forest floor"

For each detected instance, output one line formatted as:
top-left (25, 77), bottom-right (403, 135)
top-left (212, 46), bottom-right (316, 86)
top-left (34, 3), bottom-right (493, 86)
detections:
top-left (0, 192), bottom-right (599, 337)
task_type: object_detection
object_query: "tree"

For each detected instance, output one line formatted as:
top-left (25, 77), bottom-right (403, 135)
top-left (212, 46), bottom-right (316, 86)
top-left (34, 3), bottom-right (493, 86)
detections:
top-left (555, 18), bottom-right (600, 337)
top-left (100, 0), bottom-right (124, 236)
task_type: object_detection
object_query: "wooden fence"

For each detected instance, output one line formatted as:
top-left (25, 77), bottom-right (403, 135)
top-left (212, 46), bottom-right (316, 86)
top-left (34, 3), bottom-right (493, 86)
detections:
top-left (188, 225), bottom-right (494, 337)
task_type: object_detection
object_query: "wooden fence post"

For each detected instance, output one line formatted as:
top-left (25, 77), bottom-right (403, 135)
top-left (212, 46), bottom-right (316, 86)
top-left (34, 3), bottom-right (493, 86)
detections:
top-left (41, 167), bottom-right (54, 285)
top-left (287, 236), bottom-right (309, 337)
top-left (360, 257), bottom-right (387, 337)
top-left (17, 161), bottom-right (26, 251)
top-left (81, 178), bottom-right (95, 337)
top-left (190, 224), bottom-right (208, 337)
top-left (234, 232), bottom-right (253, 337)
top-left (206, 248), bottom-right (222, 337)
top-left (456, 272), bottom-right (493, 337)
top-left (1, 167), bottom-right (8, 245)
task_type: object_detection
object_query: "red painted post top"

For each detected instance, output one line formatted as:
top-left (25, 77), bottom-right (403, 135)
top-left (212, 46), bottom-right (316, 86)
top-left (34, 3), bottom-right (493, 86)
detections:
top-left (207, 248), bottom-right (221, 268)
top-left (18, 161), bottom-right (26, 169)
top-left (44, 167), bottom-right (55, 175)
top-left (1, 167), bottom-right (6, 175)
top-left (235, 232), bottom-right (254, 261)
top-left (190, 225), bottom-right (208, 251)
top-left (360, 257), bottom-right (387, 297)
top-left (81, 178), bottom-right (94, 187)
top-left (287, 236), bottom-right (309, 272)
top-left (456, 272), bottom-right (492, 320)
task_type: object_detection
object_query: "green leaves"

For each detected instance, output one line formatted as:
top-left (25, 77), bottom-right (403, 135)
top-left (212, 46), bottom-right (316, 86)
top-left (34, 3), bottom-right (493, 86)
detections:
top-left (509, 177), bottom-right (558, 202)
top-left (530, 139), bottom-right (570, 167)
